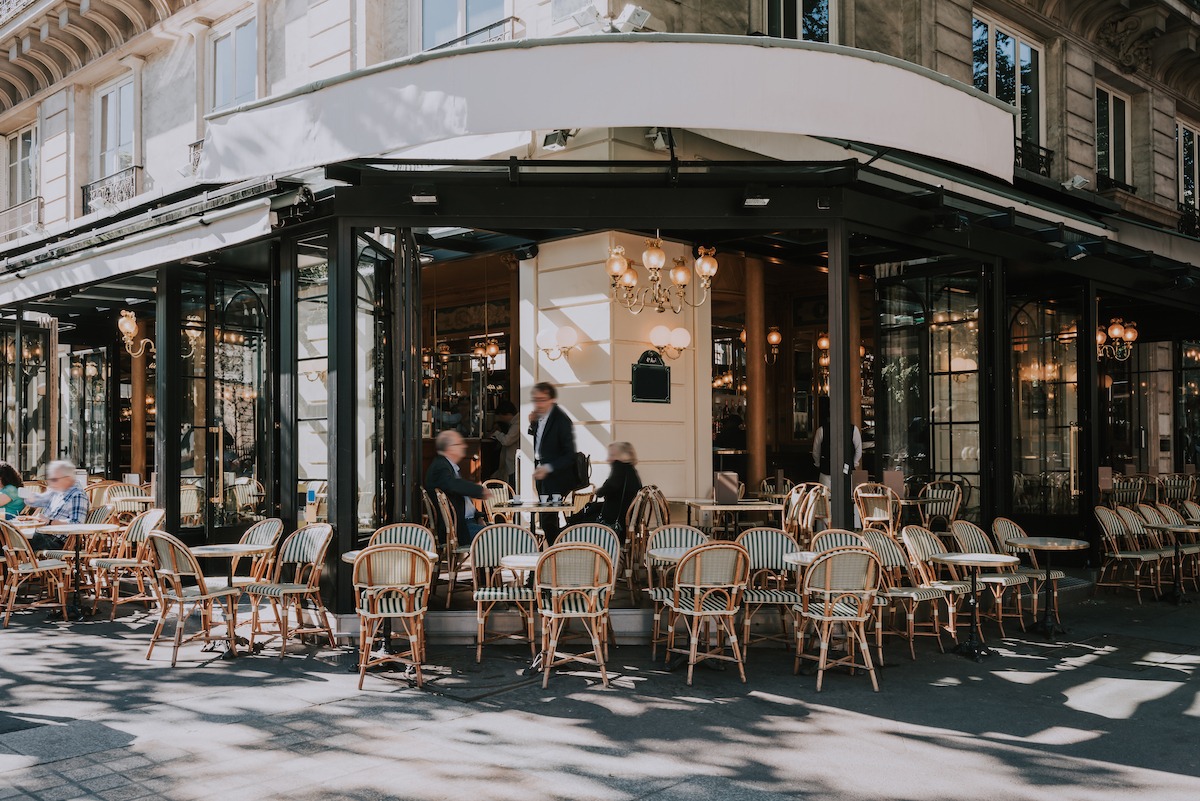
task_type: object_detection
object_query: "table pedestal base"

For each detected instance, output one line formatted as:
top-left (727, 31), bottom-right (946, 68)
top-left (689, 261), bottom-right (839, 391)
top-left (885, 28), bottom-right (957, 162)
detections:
top-left (954, 569), bottom-right (993, 662)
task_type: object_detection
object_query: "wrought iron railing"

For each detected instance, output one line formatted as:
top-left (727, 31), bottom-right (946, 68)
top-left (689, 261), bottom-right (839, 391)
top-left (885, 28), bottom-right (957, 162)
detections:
top-left (188, 139), bottom-right (204, 175)
top-left (0, 0), bottom-right (37, 28)
top-left (82, 166), bottom-right (141, 215)
top-left (0, 196), bottom-right (41, 240)
top-left (1180, 203), bottom-right (1200, 238)
top-left (1013, 137), bottom-right (1054, 177)
top-left (1097, 174), bottom-right (1138, 194)
top-left (429, 16), bottom-right (521, 51)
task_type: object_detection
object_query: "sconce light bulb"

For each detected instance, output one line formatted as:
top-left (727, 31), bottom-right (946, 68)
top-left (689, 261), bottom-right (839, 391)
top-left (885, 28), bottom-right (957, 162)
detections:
top-left (649, 325), bottom-right (671, 348)
top-left (669, 258), bottom-right (691, 287)
top-left (643, 239), bottom-right (666, 271)
top-left (606, 246), bottom-right (629, 277)
top-left (669, 327), bottom-right (692, 350)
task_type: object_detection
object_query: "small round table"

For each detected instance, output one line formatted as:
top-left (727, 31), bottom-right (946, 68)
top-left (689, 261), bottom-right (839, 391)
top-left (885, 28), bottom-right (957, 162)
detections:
top-left (1007, 536), bottom-right (1088, 638)
top-left (645, 547), bottom-right (690, 564)
top-left (191, 543), bottom-right (275, 587)
top-left (36, 523), bottom-right (121, 620)
top-left (930, 552), bottom-right (1018, 661)
top-left (782, 551), bottom-right (817, 568)
top-left (499, 552), bottom-right (540, 572)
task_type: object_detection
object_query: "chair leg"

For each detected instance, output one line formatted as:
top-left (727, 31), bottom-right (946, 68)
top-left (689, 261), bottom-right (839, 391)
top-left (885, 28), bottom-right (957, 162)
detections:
top-left (146, 599), bottom-right (170, 659)
top-left (686, 618), bottom-right (699, 687)
top-left (276, 598), bottom-right (289, 659)
top-left (171, 602), bottom-right (186, 668)
top-left (589, 619), bottom-right (609, 688)
top-left (815, 620), bottom-right (831, 692)
top-left (476, 601), bottom-right (485, 663)
top-left (857, 621), bottom-right (879, 692)
top-left (542, 617), bottom-right (556, 688)
top-left (726, 618), bottom-right (746, 684)
top-left (358, 617), bottom-right (378, 690)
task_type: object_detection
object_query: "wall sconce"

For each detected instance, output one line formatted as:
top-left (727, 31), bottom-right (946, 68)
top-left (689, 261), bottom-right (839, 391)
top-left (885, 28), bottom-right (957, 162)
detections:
top-left (537, 325), bottom-right (579, 361)
top-left (1097, 317), bottom-right (1137, 360)
top-left (117, 310), bottom-right (155, 358)
top-left (649, 324), bottom-right (691, 360)
top-left (766, 326), bottom-right (782, 364)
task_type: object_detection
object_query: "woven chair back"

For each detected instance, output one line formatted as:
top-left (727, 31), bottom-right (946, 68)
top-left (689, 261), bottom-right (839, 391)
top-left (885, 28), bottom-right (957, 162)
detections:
top-left (646, 524), bottom-right (708, 554)
top-left (1115, 506), bottom-right (1155, 547)
top-left (126, 508), bottom-right (167, 544)
top-left (1155, 503), bottom-right (1186, 526)
top-left (643, 485), bottom-right (670, 526)
top-left (853, 483), bottom-right (899, 532)
top-left (434, 489), bottom-right (459, 548)
top-left (558, 524), bottom-right (620, 567)
top-left (103, 483), bottom-right (147, 513)
top-left (568, 486), bottom-right (595, 514)
top-left (991, 517), bottom-right (1028, 554)
top-left (899, 525), bottom-right (945, 585)
top-left (949, 520), bottom-right (994, 554)
top-left (736, 527), bottom-right (801, 572)
top-left (673, 542), bottom-right (750, 612)
top-left (919, 480), bottom-right (962, 528)
top-left (536, 543), bottom-right (613, 590)
top-left (759, 476), bottom-right (794, 495)
top-left (179, 484), bottom-right (203, 522)
top-left (861, 529), bottom-right (907, 570)
top-left (86, 505), bottom-right (114, 525)
top-left (470, 524), bottom-right (538, 570)
top-left (147, 530), bottom-right (212, 595)
top-left (1137, 503), bottom-right (1167, 526)
top-left (1109, 475), bottom-right (1146, 507)
top-left (1094, 506), bottom-right (1129, 552)
top-left (0, 520), bottom-right (37, 568)
top-left (86, 481), bottom-right (114, 507)
top-left (419, 487), bottom-right (438, 529)
top-left (1160, 474), bottom-right (1194, 503)
top-left (812, 528), bottom-right (869, 552)
top-left (481, 479), bottom-right (515, 522)
top-left (241, 517), bottom-right (285, 547)
top-left (1182, 499), bottom-right (1200, 521)
top-left (370, 523), bottom-right (436, 552)
top-left (802, 546), bottom-right (880, 618)
top-left (352, 545), bottom-right (435, 596)
top-left (273, 524), bottom-right (333, 587)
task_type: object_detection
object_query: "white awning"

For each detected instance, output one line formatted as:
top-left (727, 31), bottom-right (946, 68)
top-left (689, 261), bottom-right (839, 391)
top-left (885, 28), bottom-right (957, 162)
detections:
top-left (0, 198), bottom-right (273, 304)
top-left (200, 35), bottom-right (1015, 183)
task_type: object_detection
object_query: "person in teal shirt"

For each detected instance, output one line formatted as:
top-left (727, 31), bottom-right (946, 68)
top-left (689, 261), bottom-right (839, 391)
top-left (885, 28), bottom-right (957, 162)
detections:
top-left (0, 461), bottom-right (25, 519)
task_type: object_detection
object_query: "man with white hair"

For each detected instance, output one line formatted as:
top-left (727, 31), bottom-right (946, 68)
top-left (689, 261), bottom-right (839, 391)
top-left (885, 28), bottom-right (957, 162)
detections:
top-left (27, 460), bottom-right (88, 551)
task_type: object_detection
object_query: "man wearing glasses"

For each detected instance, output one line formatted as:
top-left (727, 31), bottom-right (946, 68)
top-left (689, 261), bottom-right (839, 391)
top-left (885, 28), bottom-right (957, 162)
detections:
top-left (27, 460), bottom-right (88, 552)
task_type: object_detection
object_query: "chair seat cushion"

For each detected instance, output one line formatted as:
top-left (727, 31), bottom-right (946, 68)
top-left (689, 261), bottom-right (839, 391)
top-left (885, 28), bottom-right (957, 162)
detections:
top-left (665, 593), bottom-right (739, 614)
top-left (14, 559), bottom-right (68, 574)
top-left (244, 582), bottom-right (315, 598)
top-left (539, 593), bottom-right (607, 616)
top-left (880, 586), bottom-right (946, 603)
top-left (358, 590), bottom-right (427, 616)
top-left (1107, 550), bottom-right (1160, 562)
top-left (794, 598), bottom-right (871, 620)
top-left (977, 573), bottom-right (1028, 587)
top-left (931, 580), bottom-right (972, 595)
top-left (1016, 566), bottom-right (1066, 580)
top-left (743, 588), bottom-right (804, 605)
top-left (91, 558), bottom-right (148, 570)
top-left (473, 587), bottom-right (536, 602)
top-left (163, 585), bottom-right (241, 602)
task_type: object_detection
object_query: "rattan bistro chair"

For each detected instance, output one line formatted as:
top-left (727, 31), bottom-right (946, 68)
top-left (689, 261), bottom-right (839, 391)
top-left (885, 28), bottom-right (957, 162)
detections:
top-left (535, 543), bottom-right (615, 688)
top-left (471, 524), bottom-right (539, 663)
top-left (664, 541), bottom-right (751, 686)
top-left (949, 520), bottom-right (1028, 637)
top-left (228, 518), bottom-right (285, 586)
top-left (370, 522), bottom-right (437, 553)
top-left (812, 529), bottom-right (870, 552)
top-left (144, 531), bottom-right (242, 666)
top-left (436, 489), bottom-right (473, 608)
top-left (991, 517), bottom-right (1066, 622)
top-left (918, 480), bottom-right (962, 531)
top-left (644, 524), bottom-right (709, 659)
top-left (0, 520), bottom-right (70, 627)
top-left (1093, 506), bottom-right (1160, 603)
top-left (854, 483), bottom-right (900, 535)
top-left (90, 508), bottom-right (166, 619)
top-left (481, 479), bottom-right (516, 524)
top-left (352, 544), bottom-right (435, 688)
top-left (736, 527), bottom-right (804, 655)
top-left (245, 524), bottom-right (336, 658)
top-left (862, 530), bottom-right (948, 661)
top-left (794, 546), bottom-right (882, 692)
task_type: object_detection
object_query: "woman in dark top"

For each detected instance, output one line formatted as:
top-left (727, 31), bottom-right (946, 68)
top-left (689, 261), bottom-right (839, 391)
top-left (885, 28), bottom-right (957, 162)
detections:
top-left (595, 441), bottom-right (643, 537)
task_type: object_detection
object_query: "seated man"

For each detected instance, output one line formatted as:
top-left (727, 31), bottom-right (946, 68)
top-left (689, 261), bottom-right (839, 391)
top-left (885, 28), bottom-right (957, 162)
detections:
top-left (425, 430), bottom-right (486, 546)
top-left (27, 460), bottom-right (89, 552)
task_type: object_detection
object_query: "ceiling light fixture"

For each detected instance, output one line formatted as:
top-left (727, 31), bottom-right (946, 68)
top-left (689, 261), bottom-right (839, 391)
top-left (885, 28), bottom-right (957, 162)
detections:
top-left (606, 235), bottom-right (718, 314)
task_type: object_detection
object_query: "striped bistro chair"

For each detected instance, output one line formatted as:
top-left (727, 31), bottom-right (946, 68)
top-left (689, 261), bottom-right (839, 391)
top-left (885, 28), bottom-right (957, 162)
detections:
top-left (1182, 499), bottom-right (1200, 523)
top-left (854, 483), bottom-right (900, 535)
top-left (1140, 503), bottom-right (1200, 592)
top-left (812, 529), bottom-right (870, 552)
top-left (862, 530), bottom-right (948, 661)
top-left (759, 476), bottom-right (794, 496)
top-left (735, 527), bottom-right (804, 655)
top-left (144, 531), bottom-right (242, 666)
top-left (370, 522), bottom-right (437, 553)
top-left (991, 517), bottom-right (1066, 622)
top-left (225, 479), bottom-right (266, 523)
top-left (86, 480), bottom-right (114, 508)
top-left (794, 484), bottom-right (831, 547)
top-left (535, 543), bottom-right (615, 688)
top-left (470, 524), bottom-right (539, 663)
top-left (482, 479), bottom-right (516, 524)
top-left (899, 525), bottom-right (970, 644)
top-left (1108, 475), bottom-right (1146, 508)
top-left (420, 487), bottom-right (438, 530)
top-left (664, 542), bottom-right (750, 686)
top-left (103, 483), bottom-right (149, 525)
top-left (644, 524), bottom-right (709, 659)
top-left (0, 520), bottom-right (69, 627)
top-left (435, 489), bottom-right (473, 609)
top-left (90, 508), bottom-right (166, 619)
top-left (86, 505), bottom-right (114, 525)
top-left (1116, 506), bottom-right (1173, 591)
top-left (1093, 506), bottom-right (1159, 603)
top-left (918, 481), bottom-right (962, 532)
top-left (794, 546), bottom-right (882, 692)
top-left (352, 544), bottom-right (435, 689)
top-left (179, 483), bottom-right (204, 527)
top-left (245, 524), bottom-right (336, 658)
top-left (559, 523), bottom-right (621, 650)
top-left (949, 520), bottom-right (1028, 637)
top-left (1159, 474), bottom-right (1194, 507)
top-left (229, 518), bottom-right (286, 586)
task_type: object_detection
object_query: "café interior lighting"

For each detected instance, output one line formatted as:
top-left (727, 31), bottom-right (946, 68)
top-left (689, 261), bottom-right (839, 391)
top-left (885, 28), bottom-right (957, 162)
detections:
top-left (607, 235), bottom-right (717, 314)
top-left (649, 324), bottom-right (691, 360)
top-left (766, 326), bottom-right (783, 364)
top-left (117, 310), bottom-right (155, 358)
top-left (537, 325), bottom-right (579, 361)
top-left (1097, 317), bottom-right (1137, 361)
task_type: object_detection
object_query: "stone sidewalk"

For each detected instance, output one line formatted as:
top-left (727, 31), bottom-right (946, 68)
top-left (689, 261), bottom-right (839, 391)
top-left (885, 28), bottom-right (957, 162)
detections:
top-left (1, 590), bottom-right (1198, 801)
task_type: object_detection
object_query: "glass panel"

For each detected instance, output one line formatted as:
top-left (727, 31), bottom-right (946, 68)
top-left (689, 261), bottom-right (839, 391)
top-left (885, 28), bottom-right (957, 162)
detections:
top-left (972, 18), bottom-right (989, 93)
top-left (1010, 299), bottom-right (1080, 515)
top-left (60, 349), bottom-right (109, 475)
top-left (214, 32), bottom-right (233, 110)
top-left (1096, 88), bottom-right (1111, 177)
top-left (802, 0), bottom-right (829, 43)
top-left (1113, 95), bottom-right (1128, 183)
top-left (1019, 42), bottom-right (1039, 143)
top-left (297, 234), bottom-right (330, 518)
top-left (355, 229), bottom-right (394, 534)
top-left (1184, 127), bottom-right (1196, 207)
top-left (466, 0), bottom-right (504, 35)
top-left (995, 30), bottom-right (1016, 107)
top-left (19, 329), bottom-right (50, 475)
top-left (234, 19), bottom-right (257, 105)
top-left (423, 0), bottom-right (458, 48)
top-left (1178, 343), bottom-right (1200, 469)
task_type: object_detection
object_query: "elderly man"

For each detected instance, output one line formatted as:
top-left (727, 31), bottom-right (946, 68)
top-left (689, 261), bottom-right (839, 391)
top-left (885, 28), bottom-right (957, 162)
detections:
top-left (27, 460), bottom-right (88, 552)
top-left (425, 430), bottom-right (487, 545)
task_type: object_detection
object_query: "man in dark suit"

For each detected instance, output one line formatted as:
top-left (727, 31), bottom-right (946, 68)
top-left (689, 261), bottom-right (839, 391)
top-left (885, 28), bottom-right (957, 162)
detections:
top-left (528, 381), bottom-right (576, 544)
top-left (425, 430), bottom-right (486, 545)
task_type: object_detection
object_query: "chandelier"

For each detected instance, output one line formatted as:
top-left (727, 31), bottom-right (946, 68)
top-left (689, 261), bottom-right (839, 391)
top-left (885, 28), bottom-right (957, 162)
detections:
top-left (606, 234), bottom-right (717, 314)
top-left (1097, 317), bottom-right (1137, 361)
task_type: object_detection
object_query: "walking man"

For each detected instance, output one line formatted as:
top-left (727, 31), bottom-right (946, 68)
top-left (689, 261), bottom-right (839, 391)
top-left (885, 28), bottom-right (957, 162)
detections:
top-left (528, 382), bottom-right (576, 544)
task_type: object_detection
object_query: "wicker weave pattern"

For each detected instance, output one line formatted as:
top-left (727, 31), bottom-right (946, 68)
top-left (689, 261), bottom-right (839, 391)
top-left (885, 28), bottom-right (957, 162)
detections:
top-left (645, 525), bottom-right (707, 563)
top-left (471, 524), bottom-right (538, 569)
top-left (737, 527), bottom-right (800, 572)
top-left (812, 529), bottom-right (869, 552)
top-left (244, 518), bottom-right (284, 546)
top-left (558, 524), bottom-right (620, 567)
top-left (370, 523), bottom-right (436, 551)
top-left (949, 520), bottom-right (992, 554)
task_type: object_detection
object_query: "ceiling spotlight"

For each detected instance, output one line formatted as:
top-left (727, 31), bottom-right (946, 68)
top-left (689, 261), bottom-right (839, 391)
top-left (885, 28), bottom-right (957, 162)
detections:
top-left (646, 127), bottom-right (669, 151)
top-left (743, 185), bottom-right (770, 209)
top-left (410, 184), bottom-right (438, 205)
top-left (542, 130), bottom-right (573, 152)
top-left (573, 4), bottom-right (651, 33)
top-left (1061, 241), bottom-right (1104, 261)
top-left (1062, 174), bottom-right (1091, 191)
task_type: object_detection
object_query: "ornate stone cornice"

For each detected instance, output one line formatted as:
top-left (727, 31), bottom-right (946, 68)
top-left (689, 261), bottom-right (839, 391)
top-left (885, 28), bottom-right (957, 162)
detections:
top-left (1097, 13), bottom-right (1162, 75)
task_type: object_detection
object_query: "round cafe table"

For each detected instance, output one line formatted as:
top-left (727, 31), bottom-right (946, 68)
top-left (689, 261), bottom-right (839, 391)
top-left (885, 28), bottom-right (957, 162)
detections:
top-left (1006, 536), bottom-right (1088, 638)
top-left (36, 523), bottom-right (121, 620)
top-left (341, 548), bottom-right (439, 565)
top-left (930, 552), bottom-right (1018, 661)
top-left (645, 547), bottom-right (690, 565)
top-left (498, 552), bottom-right (540, 573)
top-left (191, 543), bottom-right (275, 587)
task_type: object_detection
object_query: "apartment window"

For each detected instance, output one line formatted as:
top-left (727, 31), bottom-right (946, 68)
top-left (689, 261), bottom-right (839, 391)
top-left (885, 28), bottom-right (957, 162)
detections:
top-left (421, 0), bottom-right (505, 49)
top-left (6, 126), bottom-right (36, 207)
top-left (1177, 121), bottom-right (1197, 208)
top-left (211, 14), bottom-right (257, 111)
top-left (97, 78), bottom-right (134, 178)
top-left (765, 0), bottom-right (830, 42)
top-left (1096, 85), bottom-right (1130, 185)
top-left (972, 15), bottom-right (1042, 144)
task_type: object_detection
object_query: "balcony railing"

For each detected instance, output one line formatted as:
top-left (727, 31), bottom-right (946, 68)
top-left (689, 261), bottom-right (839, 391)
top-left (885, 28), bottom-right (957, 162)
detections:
top-left (1014, 137), bottom-right (1054, 177)
top-left (429, 16), bottom-right (522, 51)
top-left (188, 139), bottom-right (205, 175)
top-left (1097, 174), bottom-right (1138, 194)
top-left (1180, 203), bottom-right (1200, 238)
top-left (0, 196), bottom-right (42, 240)
top-left (0, 0), bottom-right (37, 28)
top-left (82, 166), bottom-right (141, 215)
